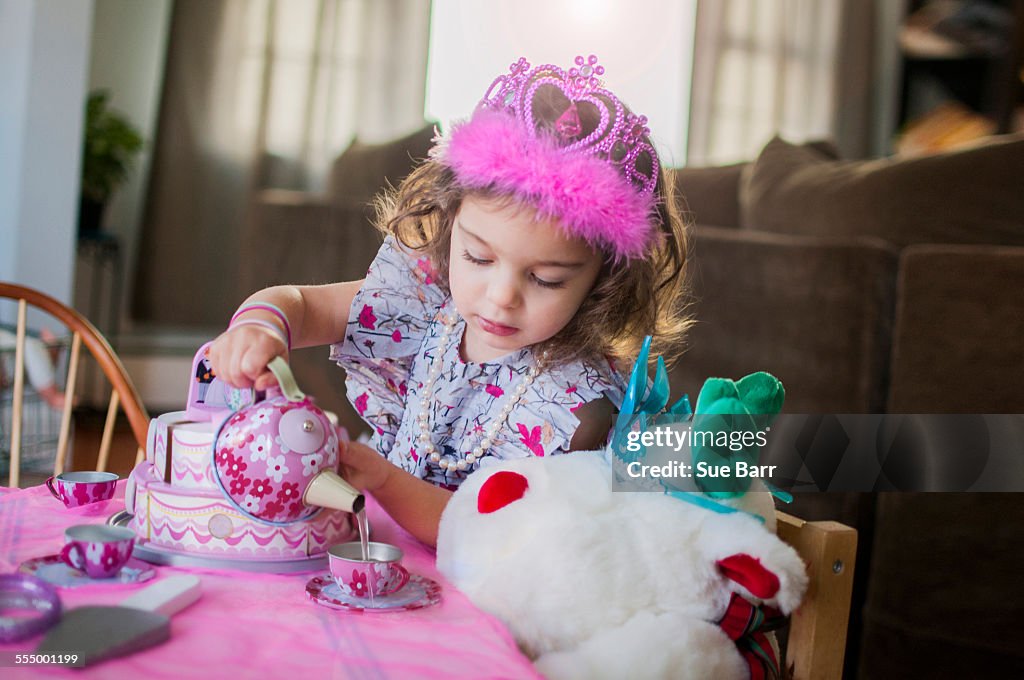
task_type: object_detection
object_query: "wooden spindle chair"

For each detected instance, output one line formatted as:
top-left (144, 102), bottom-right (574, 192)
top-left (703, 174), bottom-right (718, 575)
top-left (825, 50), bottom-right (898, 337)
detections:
top-left (1, 282), bottom-right (148, 487)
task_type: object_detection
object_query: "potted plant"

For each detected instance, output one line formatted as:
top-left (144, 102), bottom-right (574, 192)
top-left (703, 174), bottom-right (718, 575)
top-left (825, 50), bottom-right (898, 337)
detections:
top-left (78, 90), bottom-right (143, 237)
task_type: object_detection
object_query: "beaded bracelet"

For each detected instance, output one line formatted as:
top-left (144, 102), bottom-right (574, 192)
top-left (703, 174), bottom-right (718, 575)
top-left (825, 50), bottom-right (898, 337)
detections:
top-left (228, 319), bottom-right (290, 349)
top-left (230, 302), bottom-right (292, 348)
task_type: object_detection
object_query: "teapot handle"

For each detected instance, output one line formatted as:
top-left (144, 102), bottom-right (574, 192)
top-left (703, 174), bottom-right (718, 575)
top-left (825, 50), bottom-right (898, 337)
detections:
top-left (267, 356), bottom-right (306, 402)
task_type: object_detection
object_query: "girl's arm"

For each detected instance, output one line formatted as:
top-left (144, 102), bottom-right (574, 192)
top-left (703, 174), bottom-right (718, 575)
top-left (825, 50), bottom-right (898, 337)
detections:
top-left (569, 397), bottom-right (616, 451)
top-left (262, 281), bottom-right (365, 348)
top-left (209, 280), bottom-right (363, 389)
top-left (340, 440), bottom-right (452, 547)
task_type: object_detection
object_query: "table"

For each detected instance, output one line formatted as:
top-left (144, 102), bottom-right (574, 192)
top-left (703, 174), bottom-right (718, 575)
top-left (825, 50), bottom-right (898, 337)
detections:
top-left (0, 483), bottom-right (541, 679)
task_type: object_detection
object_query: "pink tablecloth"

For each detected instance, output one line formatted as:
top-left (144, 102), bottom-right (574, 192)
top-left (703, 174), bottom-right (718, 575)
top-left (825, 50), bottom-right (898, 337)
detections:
top-left (0, 482), bottom-right (541, 679)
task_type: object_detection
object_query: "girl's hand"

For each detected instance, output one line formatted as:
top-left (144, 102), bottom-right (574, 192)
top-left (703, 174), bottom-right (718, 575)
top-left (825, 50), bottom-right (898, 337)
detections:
top-left (338, 440), bottom-right (393, 493)
top-left (340, 439), bottom-right (452, 546)
top-left (208, 324), bottom-right (288, 391)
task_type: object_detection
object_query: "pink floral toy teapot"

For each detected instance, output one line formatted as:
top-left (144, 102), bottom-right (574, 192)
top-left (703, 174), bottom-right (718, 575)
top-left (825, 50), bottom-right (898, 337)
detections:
top-left (212, 357), bottom-right (364, 525)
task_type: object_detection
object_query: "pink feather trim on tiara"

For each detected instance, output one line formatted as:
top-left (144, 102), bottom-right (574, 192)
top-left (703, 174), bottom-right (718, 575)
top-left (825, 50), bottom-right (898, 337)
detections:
top-left (436, 108), bottom-right (658, 260)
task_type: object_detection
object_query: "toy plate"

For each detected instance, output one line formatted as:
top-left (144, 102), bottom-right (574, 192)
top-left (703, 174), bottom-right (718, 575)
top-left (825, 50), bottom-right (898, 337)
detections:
top-left (19, 554), bottom-right (157, 588)
top-left (306, 574), bottom-right (441, 612)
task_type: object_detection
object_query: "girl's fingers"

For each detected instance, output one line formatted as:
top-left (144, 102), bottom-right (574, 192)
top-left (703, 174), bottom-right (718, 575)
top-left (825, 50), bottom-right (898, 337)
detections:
top-left (207, 341), bottom-right (226, 381)
top-left (210, 331), bottom-right (245, 388)
top-left (253, 371), bottom-right (278, 392)
top-left (226, 347), bottom-right (253, 389)
top-left (238, 345), bottom-right (267, 383)
top-left (339, 441), bottom-right (390, 493)
top-left (209, 325), bottom-right (287, 388)
top-left (239, 341), bottom-right (286, 383)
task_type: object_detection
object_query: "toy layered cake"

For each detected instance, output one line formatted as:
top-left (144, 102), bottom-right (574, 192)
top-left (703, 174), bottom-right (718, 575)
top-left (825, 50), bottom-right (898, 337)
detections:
top-left (126, 344), bottom-right (356, 560)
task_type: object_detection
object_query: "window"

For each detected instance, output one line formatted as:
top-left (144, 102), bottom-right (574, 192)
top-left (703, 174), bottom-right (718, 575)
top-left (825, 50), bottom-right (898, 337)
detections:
top-left (425, 0), bottom-right (698, 166)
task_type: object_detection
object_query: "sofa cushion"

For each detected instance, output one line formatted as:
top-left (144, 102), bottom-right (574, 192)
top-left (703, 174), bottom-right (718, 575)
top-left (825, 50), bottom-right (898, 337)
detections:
top-left (669, 163), bottom-right (747, 228)
top-left (330, 123), bottom-right (437, 206)
top-left (671, 142), bottom-right (838, 229)
top-left (670, 225), bottom-right (898, 414)
top-left (859, 493), bottom-right (1024, 677)
top-left (888, 245), bottom-right (1024, 412)
top-left (739, 134), bottom-right (1024, 247)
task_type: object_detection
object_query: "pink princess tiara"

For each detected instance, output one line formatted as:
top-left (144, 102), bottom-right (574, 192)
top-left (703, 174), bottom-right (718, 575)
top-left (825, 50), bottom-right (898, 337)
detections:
top-left (432, 56), bottom-right (661, 260)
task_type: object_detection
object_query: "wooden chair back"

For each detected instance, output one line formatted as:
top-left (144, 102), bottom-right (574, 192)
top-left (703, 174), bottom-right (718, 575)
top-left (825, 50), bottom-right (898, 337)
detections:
top-left (777, 511), bottom-right (858, 680)
top-left (0, 282), bottom-right (148, 487)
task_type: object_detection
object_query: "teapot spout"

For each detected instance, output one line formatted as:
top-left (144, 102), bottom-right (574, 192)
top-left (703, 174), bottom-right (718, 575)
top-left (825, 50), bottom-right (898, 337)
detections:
top-left (304, 470), bottom-right (365, 515)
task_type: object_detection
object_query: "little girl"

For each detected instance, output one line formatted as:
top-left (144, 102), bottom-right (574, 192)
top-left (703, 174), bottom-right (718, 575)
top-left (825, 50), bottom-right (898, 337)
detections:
top-left (210, 55), bottom-right (690, 545)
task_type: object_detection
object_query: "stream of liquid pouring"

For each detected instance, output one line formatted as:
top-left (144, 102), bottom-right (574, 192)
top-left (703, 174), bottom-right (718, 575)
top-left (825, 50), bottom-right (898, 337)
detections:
top-left (356, 508), bottom-right (370, 561)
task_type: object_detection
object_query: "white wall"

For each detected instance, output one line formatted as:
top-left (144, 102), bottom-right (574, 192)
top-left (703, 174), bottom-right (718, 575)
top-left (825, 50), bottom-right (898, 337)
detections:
top-left (0, 0), bottom-right (93, 306)
top-left (425, 0), bottom-right (697, 166)
top-left (0, 1), bottom-right (31, 287)
top-left (86, 0), bottom-right (173, 328)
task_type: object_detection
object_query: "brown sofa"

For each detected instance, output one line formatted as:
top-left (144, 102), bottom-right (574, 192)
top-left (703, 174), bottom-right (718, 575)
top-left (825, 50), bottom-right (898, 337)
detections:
top-left (672, 135), bottom-right (1024, 678)
top-left (245, 129), bottom-right (1024, 677)
top-left (670, 135), bottom-right (1024, 414)
top-left (242, 124), bottom-right (436, 292)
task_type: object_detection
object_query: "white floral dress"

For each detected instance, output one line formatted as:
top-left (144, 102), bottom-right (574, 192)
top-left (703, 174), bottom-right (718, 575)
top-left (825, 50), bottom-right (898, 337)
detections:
top-left (330, 236), bottom-right (626, 488)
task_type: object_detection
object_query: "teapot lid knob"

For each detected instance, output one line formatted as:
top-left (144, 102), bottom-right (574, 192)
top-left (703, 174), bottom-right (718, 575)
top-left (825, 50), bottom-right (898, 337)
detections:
top-left (278, 409), bottom-right (326, 455)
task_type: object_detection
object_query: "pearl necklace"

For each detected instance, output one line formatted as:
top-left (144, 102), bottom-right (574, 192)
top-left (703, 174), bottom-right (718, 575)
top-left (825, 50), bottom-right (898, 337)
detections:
top-left (416, 313), bottom-right (542, 471)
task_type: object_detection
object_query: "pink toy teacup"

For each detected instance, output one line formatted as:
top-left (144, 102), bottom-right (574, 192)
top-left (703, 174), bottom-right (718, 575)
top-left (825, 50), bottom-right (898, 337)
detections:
top-left (59, 525), bottom-right (135, 579)
top-left (46, 471), bottom-right (119, 508)
top-left (329, 542), bottom-right (410, 600)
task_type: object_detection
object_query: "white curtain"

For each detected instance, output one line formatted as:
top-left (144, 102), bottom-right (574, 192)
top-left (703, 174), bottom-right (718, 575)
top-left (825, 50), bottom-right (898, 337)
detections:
top-left (252, 0), bottom-right (432, 189)
top-left (134, 0), bottom-right (431, 326)
top-left (687, 0), bottom-right (876, 165)
top-left (181, 0), bottom-right (430, 190)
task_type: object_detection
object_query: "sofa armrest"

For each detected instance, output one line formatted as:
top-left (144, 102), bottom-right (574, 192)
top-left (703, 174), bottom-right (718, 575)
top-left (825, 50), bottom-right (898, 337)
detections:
top-left (673, 225), bottom-right (898, 413)
top-left (888, 244), bottom-right (1024, 412)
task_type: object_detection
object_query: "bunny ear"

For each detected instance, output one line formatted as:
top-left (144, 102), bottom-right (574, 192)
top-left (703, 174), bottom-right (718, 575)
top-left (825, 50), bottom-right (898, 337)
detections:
top-left (716, 553), bottom-right (780, 599)
top-left (477, 471), bottom-right (530, 514)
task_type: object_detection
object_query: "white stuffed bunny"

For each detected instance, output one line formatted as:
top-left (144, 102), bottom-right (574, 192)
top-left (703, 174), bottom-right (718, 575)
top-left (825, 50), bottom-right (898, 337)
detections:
top-left (437, 451), bottom-right (808, 680)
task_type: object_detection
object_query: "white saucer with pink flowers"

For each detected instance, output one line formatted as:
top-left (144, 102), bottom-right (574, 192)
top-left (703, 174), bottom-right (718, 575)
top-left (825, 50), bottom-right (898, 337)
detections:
top-left (19, 554), bottom-right (157, 588)
top-left (306, 574), bottom-right (440, 612)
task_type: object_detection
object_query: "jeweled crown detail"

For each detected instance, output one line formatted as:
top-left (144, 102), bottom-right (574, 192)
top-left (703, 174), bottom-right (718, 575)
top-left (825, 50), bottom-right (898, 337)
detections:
top-left (478, 56), bottom-right (658, 196)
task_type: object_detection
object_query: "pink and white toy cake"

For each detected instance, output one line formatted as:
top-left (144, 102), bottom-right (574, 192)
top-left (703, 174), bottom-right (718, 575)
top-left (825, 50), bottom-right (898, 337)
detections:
top-left (126, 343), bottom-right (355, 560)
